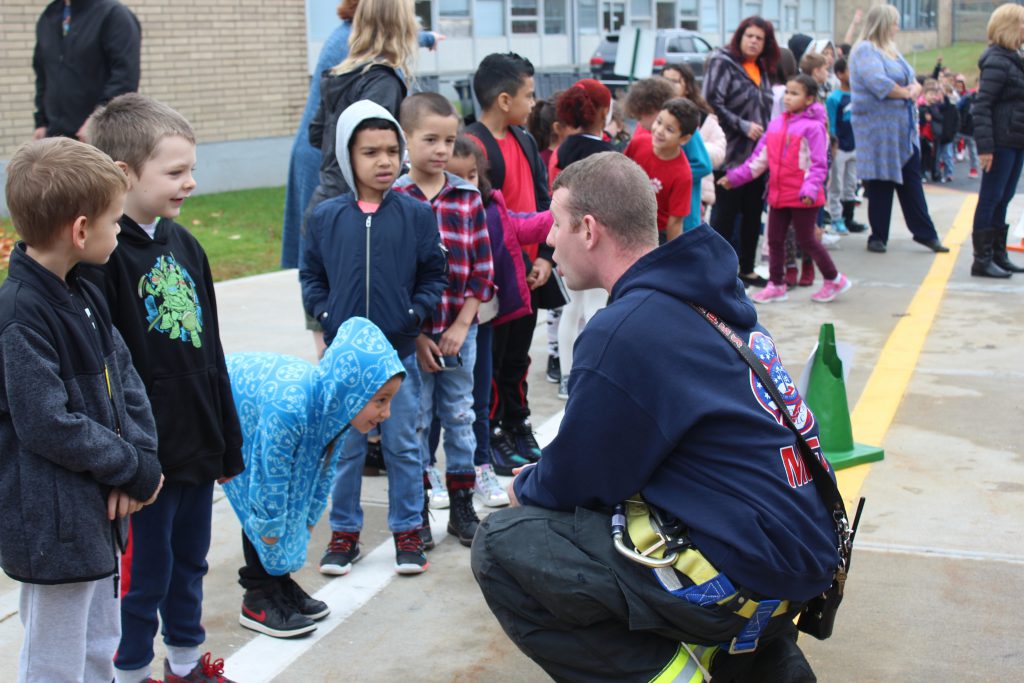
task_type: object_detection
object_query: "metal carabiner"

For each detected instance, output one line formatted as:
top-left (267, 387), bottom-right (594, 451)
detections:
top-left (611, 505), bottom-right (679, 568)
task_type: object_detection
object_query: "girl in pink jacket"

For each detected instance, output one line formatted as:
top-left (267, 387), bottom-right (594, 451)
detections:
top-left (720, 74), bottom-right (851, 303)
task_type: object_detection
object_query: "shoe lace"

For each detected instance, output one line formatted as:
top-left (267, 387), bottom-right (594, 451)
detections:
top-left (477, 467), bottom-right (502, 495)
top-left (395, 529), bottom-right (423, 553)
top-left (450, 490), bottom-right (480, 525)
top-left (493, 431), bottom-right (523, 459)
top-left (328, 531), bottom-right (358, 554)
top-left (199, 652), bottom-right (227, 680)
top-left (512, 425), bottom-right (540, 451)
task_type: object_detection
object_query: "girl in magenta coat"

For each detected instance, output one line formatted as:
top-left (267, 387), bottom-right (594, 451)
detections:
top-left (721, 75), bottom-right (851, 304)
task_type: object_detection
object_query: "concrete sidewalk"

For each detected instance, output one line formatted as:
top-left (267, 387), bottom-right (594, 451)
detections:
top-left (0, 182), bottom-right (1021, 682)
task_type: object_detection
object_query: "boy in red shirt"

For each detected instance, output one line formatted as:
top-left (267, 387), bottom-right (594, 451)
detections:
top-left (625, 98), bottom-right (699, 241)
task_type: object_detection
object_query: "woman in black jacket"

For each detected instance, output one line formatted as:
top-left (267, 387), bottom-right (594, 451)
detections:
top-left (970, 3), bottom-right (1024, 277)
top-left (703, 16), bottom-right (779, 288)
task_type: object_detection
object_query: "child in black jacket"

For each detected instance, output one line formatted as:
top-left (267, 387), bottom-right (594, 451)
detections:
top-left (85, 94), bottom-right (244, 683)
top-left (1, 137), bottom-right (163, 683)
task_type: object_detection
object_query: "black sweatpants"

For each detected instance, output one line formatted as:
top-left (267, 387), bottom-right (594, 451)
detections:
top-left (489, 308), bottom-right (537, 429)
top-left (711, 175), bottom-right (767, 276)
top-left (471, 506), bottom-right (815, 683)
top-left (239, 532), bottom-right (289, 592)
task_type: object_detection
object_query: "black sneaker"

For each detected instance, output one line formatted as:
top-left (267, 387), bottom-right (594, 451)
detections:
top-left (507, 420), bottom-right (542, 463)
top-left (546, 355), bottom-right (561, 383)
top-left (394, 529), bottom-right (429, 574)
top-left (239, 588), bottom-right (316, 638)
top-left (447, 488), bottom-right (480, 547)
top-left (363, 438), bottom-right (385, 476)
top-left (490, 426), bottom-right (531, 476)
top-left (419, 488), bottom-right (435, 551)
top-left (319, 531), bottom-right (361, 575)
top-left (279, 576), bottom-right (329, 621)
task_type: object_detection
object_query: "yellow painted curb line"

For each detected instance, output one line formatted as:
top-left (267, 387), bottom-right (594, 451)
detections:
top-left (837, 194), bottom-right (978, 507)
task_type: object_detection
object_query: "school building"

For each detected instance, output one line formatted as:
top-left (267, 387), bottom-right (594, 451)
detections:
top-left (0, 1), bottom-right (974, 211)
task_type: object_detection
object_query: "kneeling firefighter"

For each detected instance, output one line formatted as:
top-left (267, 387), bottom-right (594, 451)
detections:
top-left (471, 152), bottom-right (857, 683)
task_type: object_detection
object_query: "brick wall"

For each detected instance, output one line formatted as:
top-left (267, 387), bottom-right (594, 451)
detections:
top-left (0, 0), bottom-right (310, 159)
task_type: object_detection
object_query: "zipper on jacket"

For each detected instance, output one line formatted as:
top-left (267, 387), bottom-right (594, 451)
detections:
top-left (365, 214), bottom-right (372, 317)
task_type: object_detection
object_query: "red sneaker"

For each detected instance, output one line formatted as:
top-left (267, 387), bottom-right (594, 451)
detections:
top-left (164, 653), bottom-right (237, 682)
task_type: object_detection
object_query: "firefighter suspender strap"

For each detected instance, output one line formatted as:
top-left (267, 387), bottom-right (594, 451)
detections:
top-left (689, 303), bottom-right (863, 641)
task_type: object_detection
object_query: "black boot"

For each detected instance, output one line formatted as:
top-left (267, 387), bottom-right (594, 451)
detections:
top-left (971, 228), bottom-right (1011, 278)
top-left (446, 475), bottom-right (480, 547)
top-left (419, 484), bottom-right (435, 550)
top-left (992, 224), bottom-right (1024, 273)
top-left (842, 200), bottom-right (866, 233)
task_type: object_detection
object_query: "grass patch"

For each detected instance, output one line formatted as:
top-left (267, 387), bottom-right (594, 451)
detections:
top-left (0, 186), bottom-right (285, 286)
top-left (905, 41), bottom-right (987, 83)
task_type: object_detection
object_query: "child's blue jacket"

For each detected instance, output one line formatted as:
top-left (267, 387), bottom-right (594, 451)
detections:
top-left (224, 317), bottom-right (404, 575)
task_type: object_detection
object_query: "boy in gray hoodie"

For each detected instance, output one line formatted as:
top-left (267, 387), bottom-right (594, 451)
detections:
top-left (0, 138), bottom-right (163, 682)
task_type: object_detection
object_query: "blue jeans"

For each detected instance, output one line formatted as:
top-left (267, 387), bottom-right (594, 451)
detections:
top-left (330, 353), bottom-right (423, 533)
top-left (939, 141), bottom-right (955, 180)
top-left (419, 325), bottom-right (477, 475)
top-left (864, 146), bottom-right (940, 245)
top-left (973, 145), bottom-right (1024, 234)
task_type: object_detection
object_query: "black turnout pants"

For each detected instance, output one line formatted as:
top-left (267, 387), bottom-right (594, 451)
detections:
top-left (471, 505), bottom-right (815, 683)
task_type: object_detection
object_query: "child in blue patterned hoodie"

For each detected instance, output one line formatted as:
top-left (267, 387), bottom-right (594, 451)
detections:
top-left (224, 317), bottom-right (404, 639)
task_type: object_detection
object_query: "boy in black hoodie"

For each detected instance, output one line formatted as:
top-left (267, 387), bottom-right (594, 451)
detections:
top-left (84, 94), bottom-right (244, 683)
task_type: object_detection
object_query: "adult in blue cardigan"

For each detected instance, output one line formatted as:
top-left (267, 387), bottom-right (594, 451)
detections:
top-left (849, 5), bottom-right (948, 254)
top-left (279, 0), bottom-right (439, 269)
top-left (969, 3), bottom-right (1024, 278)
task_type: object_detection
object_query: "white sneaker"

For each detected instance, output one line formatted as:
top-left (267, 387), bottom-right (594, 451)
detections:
top-left (426, 466), bottom-right (449, 509)
top-left (474, 464), bottom-right (509, 507)
top-left (557, 376), bottom-right (569, 400)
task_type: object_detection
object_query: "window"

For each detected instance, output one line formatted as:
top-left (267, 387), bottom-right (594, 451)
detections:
top-left (656, 1), bottom-right (673, 28)
top-left (415, 0), bottom-right (432, 30)
top-left (603, 1), bottom-right (625, 32)
top-left (890, 0), bottom-right (937, 30)
top-left (782, 1), bottom-right (798, 32)
top-left (677, 0), bottom-right (698, 29)
top-left (579, 0), bottom-right (599, 32)
top-left (544, 0), bottom-right (567, 33)
top-left (478, 0), bottom-right (505, 36)
top-left (439, 0), bottom-right (471, 37)
top-left (511, 0), bottom-right (539, 33)
top-left (631, 0), bottom-right (651, 17)
top-left (667, 36), bottom-right (693, 53)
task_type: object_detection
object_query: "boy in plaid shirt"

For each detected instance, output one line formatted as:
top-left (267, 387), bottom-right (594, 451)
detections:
top-left (394, 93), bottom-right (495, 548)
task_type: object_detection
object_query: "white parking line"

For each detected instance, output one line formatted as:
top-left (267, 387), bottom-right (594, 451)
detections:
top-left (223, 409), bottom-right (565, 682)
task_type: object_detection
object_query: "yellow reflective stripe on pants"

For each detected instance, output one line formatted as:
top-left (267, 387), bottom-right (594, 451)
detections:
top-left (649, 643), bottom-right (716, 683)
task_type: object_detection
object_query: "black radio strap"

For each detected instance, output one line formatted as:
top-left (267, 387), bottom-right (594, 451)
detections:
top-left (688, 304), bottom-right (851, 560)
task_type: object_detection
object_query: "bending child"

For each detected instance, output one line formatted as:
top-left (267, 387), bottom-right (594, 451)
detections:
top-left (225, 317), bottom-right (404, 638)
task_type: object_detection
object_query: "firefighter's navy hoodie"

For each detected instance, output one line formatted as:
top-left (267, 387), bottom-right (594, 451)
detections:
top-left (300, 100), bottom-right (448, 357)
top-left (82, 216), bottom-right (244, 485)
top-left (514, 225), bottom-right (840, 601)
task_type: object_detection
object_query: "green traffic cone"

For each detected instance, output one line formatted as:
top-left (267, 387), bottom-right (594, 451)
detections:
top-left (803, 323), bottom-right (884, 470)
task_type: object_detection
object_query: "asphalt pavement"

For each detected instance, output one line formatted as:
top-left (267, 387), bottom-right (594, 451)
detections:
top-left (0, 174), bottom-right (1020, 682)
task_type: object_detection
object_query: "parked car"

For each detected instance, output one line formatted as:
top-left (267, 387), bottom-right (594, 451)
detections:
top-left (589, 29), bottom-right (713, 87)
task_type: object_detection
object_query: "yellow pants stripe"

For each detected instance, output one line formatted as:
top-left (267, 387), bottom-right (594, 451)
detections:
top-left (649, 644), bottom-right (716, 683)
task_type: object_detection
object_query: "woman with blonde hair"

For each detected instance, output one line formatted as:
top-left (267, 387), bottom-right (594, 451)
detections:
top-left (849, 4), bottom-right (948, 255)
top-left (969, 2), bottom-right (1024, 277)
top-left (280, 0), bottom-right (439, 270)
top-left (306, 0), bottom-right (421, 210)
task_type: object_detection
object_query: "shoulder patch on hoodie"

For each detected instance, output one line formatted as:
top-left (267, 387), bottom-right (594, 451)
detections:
top-left (747, 331), bottom-right (814, 435)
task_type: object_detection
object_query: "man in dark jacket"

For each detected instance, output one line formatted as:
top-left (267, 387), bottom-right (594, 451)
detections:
top-left (472, 152), bottom-right (838, 682)
top-left (33, 0), bottom-right (141, 140)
